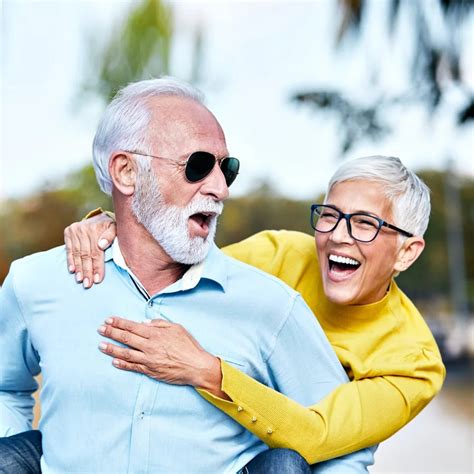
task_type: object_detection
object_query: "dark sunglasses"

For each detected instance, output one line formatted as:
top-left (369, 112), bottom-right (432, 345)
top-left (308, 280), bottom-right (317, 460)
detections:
top-left (124, 150), bottom-right (240, 187)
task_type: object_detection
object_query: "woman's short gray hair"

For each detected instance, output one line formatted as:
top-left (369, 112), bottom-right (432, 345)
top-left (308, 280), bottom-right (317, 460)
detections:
top-left (326, 156), bottom-right (431, 237)
top-left (92, 77), bottom-right (205, 195)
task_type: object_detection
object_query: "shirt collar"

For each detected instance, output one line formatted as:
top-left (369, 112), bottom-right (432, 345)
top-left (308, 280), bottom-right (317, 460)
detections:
top-left (105, 238), bottom-right (227, 293)
top-left (197, 243), bottom-right (228, 292)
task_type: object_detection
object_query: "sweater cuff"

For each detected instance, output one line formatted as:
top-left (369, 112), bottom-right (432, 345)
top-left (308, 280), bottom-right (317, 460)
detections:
top-left (196, 361), bottom-right (279, 444)
top-left (83, 208), bottom-right (116, 221)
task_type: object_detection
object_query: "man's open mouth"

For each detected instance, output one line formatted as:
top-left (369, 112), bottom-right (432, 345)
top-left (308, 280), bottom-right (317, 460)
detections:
top-left (190, 212), bottom-right (215, 227)
top-left (188, 212), bottom-right (217, 237)
top-left (328, 254), bottom-right (361, 277)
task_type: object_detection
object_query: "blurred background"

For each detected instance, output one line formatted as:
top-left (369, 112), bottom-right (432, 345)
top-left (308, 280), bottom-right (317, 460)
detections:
top-left (1, 0), bottom-right (473, 472)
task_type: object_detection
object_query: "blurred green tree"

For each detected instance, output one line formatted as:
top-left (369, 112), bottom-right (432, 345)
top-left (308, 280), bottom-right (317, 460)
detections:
top-left (81, 0), bottom-right (173, 103)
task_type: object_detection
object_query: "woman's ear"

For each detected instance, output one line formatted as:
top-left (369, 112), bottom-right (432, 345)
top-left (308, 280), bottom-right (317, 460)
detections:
top-left (393, 236), bottom-right (425, 273)
top-left (109, 152), bottom-right (137, 196)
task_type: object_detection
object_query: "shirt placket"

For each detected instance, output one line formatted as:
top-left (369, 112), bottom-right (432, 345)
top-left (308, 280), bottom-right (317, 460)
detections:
top-left (127, 296), bottom-right (163, 474)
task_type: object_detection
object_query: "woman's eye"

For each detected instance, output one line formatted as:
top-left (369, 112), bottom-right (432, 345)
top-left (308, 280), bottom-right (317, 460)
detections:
top-left (354, 217), bottom-right (377, 228)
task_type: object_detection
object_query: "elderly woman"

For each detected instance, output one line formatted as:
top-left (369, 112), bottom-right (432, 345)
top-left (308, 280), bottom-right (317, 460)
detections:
top-left (6, 156), bottom-right (445, 472)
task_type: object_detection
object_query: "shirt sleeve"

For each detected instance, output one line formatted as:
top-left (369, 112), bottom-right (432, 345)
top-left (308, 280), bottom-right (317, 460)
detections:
top-left (198, 336), bottom-right (444, 465)
top-left (0, 265), bottom-right (40, 436)
top-left (201, 295), bottom-right (376, 471)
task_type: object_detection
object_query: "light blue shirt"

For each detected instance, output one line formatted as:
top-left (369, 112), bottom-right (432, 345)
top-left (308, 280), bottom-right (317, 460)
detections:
top-left (0, 241), bottom-right (374, 473)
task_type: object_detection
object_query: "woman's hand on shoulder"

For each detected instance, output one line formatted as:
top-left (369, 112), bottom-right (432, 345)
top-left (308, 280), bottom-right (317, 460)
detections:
top-left (64, 212), bottom-right (117, 288)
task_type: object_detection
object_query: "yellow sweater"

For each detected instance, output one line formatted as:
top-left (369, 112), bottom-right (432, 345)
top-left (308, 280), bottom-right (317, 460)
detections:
top-left (198, 230), bottom-right (445, 463)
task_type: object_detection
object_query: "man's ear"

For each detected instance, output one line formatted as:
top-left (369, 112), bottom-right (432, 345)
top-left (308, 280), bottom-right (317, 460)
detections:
top-left (109, 152), bottom-right (137, 196)
top-left (393, 236), bottom-right (425, 273)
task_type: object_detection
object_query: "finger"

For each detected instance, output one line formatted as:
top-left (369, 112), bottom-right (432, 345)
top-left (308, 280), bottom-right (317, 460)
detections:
top-left (64, 228), bottom-right (76, 273)
top-left (105, 317), bottom-right (153, 338)
top-left (98, 323), bottom-right (148, 349)
top-left (98, 224), bottom-right (116, 250)
top-left (91, 247), bottom-right (105, 285)
top-left (67, 223), bottom-right (85, 282)
top-left (98, 341), bottom-right (146, 364)
top-left (111, 359), bottom-right (149, 375)
top-left (94, 224), bottom-right (115, 283)
top-left (76, 227), bottom-right (94, 289)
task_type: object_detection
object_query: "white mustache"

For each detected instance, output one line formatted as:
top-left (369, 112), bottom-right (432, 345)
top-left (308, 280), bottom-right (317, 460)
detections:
top-left (184, 199), bottom-right (224, 218)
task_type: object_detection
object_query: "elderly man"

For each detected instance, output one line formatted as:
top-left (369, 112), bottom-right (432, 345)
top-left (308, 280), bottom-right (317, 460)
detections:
top-left (0, 78), bottom-right (373, 473)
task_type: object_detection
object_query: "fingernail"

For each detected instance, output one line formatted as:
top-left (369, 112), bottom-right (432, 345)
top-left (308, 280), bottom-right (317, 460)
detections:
top-left (68, 265), bottom-right (75, 273)
top-left (94, 273), bottom-right (100, 283)
top-left (98, 239), bottom-right (109, 249)
top-left (76, 272), bottom-right (83, 282)
top-left (99, 342), bottom-right (107, 350)
top-left (105, 318), bottom-right (113, 324)
top-left (98, 325), bottom-right (106, 334)
top-left (113, 359), bottom-right (121, 367)
top-left (83, 278), bottom-right (90, 288)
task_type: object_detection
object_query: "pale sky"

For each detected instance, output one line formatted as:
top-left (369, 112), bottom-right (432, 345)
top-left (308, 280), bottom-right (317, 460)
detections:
top-left (1, 0), bottom-right (473, 201)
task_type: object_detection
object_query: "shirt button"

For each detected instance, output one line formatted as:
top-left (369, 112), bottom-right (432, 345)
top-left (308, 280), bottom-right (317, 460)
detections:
top-left (237, 406), bottom-right (243, 412)
top-left (139, 411), bottom-right (145, 419)
top-left (267, 428), bottom-right (273, 434)
top-left (147, 300), bottom-right (153, 307)
top-left (251, 416), bottom-right (257, 423)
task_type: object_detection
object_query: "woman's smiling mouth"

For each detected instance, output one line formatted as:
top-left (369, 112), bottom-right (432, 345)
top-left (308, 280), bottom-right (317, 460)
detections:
top-left (328, 254), bottom-right (361, 281)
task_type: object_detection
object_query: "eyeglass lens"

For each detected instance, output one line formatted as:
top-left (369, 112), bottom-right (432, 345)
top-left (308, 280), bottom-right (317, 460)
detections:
top-left (185, 152), bottom-right (239, 187)
top-left (313, 206), bottom-right (381, 242)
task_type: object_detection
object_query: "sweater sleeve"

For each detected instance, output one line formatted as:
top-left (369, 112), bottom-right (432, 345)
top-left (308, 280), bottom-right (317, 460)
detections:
top-left (198, 343), bottom-right (444, 463)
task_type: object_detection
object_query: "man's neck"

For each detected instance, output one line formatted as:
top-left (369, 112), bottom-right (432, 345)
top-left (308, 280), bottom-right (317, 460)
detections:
top-left (115, 217), bottom-right (189, 296)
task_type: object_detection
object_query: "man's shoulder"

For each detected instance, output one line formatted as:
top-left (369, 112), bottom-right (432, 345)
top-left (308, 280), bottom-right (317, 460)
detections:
top-left (8, 245), bottom-right (67, 285)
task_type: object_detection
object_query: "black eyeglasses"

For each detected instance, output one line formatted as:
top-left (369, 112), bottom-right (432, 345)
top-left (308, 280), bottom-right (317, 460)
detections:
top-left (310, 204), bottom-right (413, 243)
top-left (124, 150), bottom-right (240, 187)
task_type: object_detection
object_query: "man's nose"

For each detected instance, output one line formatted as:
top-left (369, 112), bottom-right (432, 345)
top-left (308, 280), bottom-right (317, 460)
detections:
top-left (200, 163), bottom-right (230, 201)
top-left (329, 217), bottom-right (354, 244)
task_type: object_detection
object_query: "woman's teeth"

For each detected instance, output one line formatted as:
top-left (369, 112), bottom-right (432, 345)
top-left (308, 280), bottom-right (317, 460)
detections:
top-left (329, 254), bottom-right (360, 266)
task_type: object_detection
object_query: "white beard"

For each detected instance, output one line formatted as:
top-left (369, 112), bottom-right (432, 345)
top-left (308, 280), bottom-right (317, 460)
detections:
top-left (131, 166), bottom-right (223, 264)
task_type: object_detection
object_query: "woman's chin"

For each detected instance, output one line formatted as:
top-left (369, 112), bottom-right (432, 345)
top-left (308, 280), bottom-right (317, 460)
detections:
top-left (322, 271), bottom-right (360, 306)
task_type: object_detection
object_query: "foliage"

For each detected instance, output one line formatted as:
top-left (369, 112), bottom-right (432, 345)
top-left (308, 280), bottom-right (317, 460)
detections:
top-left (80, 0), bottom-right (173, 103)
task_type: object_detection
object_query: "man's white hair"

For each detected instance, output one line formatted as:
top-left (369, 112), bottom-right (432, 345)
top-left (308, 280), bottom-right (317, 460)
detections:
top-left (92, 77), bottom-right (205, 195)
top-left (326, 155), bottom-right (431, 237)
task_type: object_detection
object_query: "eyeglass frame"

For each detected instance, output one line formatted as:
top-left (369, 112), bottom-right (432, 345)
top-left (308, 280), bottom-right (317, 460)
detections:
top-left (122, 149), bottom-right (239, 186)
top-left (310, 204), bottom-right (413, 243)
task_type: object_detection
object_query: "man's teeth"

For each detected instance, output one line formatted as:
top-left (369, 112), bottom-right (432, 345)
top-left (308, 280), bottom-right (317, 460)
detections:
top-left (329, 254), bottom-right (360, 266)
top-left (195, 212), bottom-right (217, 218)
